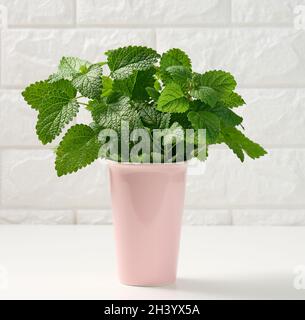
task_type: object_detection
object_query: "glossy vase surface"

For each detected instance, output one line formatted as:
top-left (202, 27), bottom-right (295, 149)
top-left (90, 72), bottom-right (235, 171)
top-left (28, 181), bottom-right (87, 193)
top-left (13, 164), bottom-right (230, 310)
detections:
top-left (108, 162), bottom-right (187, 286)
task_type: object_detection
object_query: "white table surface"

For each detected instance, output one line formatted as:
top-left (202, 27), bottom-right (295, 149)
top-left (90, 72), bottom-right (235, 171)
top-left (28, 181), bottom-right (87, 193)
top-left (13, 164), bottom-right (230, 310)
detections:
top-left (0, 226), bottom-right (304, 300)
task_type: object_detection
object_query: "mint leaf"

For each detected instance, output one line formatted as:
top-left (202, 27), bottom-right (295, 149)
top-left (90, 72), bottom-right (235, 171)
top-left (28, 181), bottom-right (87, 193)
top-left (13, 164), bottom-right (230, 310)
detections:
top-left (191, 71), bottom-right (237, 107)
top-left (22, 80), bottom-right (63, 111)
top-left (101, 76), bottom-right (113, 97)
top-left (170, 112), bottom-right (192, 129)
top-left (139, 104), bottom-right (171, 129)
top-left (72, 64), bottom-right (103, 99)
top-left (188, 111), bottom-right (220, 143)
top-left (21, 47), bottom-right (267, 173)
top-left (22, 80), bottom-right (79, 144)
top-left (160, 48), bottom-right (192, 83)
top-left (146, 87), bottom-right (160, 101)
top-left (36, 81), bottom-right (79, 144)
top-left (106, 46), bottom-right (160, 79)
top-left (89, 97), bottom-right (141, 132)
top-left (211, 105), bottom-right (243, 127)
top-left (55, 124), bottom-right (101, 177)
top-left (112, 72), bottom-right (137, 97)
top-left (222, 135), bottom-right (245, 162)
top-left (49, 57), bottom-right (103, 99)
top-left (199, 70), bottom-right (237, 93)
top-left (222, 127), bottom-right (267, 161)
top-left (49, 57), bottom-right (91, 82)
top-left (189, 100), bottom-right (243, 127)
top-left (220, 92), bottom-right (245, 108)
top-left (157, 83), bottom-right (189, 113)
top-left (132, 69), bottom-right (156, 101)
top-left (112, 68), bottom-right (155, 101)
top-left (154, 80), bottom-right (162, 91)
top-left (191, 75), bottom-right (219, 108)
top-left (166, 66), bottom-right (192, 88)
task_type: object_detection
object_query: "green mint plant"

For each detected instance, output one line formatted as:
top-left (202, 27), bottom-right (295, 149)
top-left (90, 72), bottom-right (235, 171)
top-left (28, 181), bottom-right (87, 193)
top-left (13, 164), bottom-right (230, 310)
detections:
top-left (22, 46), bottom-right (267, 177)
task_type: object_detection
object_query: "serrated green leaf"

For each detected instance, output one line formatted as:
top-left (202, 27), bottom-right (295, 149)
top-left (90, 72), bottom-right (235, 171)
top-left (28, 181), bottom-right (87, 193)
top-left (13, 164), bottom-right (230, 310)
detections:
top-left (22, 80), bottom-right (79, 144)
top-left (210, 105), bottom-right (243, 127)
top-left (112, 68), bottom-right (155, 101)
top-left (72, 64), bottom-right (103, 99)
top-left (37, 100), bottom-right (79, 145)
top-left (190, 76), bottom-right (219, 108)
top-left (106, 46), bottom-right (160, 79)
top-left (191, 71), bottom-right (237, 107)
top-left (188, 111), bottom-right (220, 143)
top-left (101, 76), bottom-right (113, 97)
top-left (222, 136), bottom-right (245, 161)
top-left (157, 83), bottom-right (189, 113)
top-left (139, 103), bottom-right (171, 129)
top-left (146, 87), bottom-right (160, 101)
top-left (199, 70), bottom-right (237, 93)
top-left (189, 100), bottom-right (242, 128)
top-left (154, 80), bottom-right (162, 91)
top-left (159, 113), bottom-right (172, 129)
top-left (112, 72), bottom-right (137, 97)
top-left (160, 48), bottom-right (192, 83)
top-left (36, 81), bottom-right (79, 144)
top-left (188, 100), bottom-right (205, 112)
top-left (22, 81), bottom-right (60, 111)
top-left (55, 124), bottom-right (101, 177)
top-left (49, 57), bottom-right (91, 82)
top-left (165, 66), bottom-right (192, 87)
top-left (132, 69), bottom-right (156, 101)
top-left (21, 47), bottom-right (267, 170)
top-left (220, 92), bottom-right (245, 108)
top-left (170, 112), bottom-right (192, 129)
top-left (87, 99), bottom-right (107, 123)
top-left (222, 127), bottom-right (267, 161)
top-left (49, 57), bottom-right (103, 99)
top-left (88, 97), bottom-right (141, 132)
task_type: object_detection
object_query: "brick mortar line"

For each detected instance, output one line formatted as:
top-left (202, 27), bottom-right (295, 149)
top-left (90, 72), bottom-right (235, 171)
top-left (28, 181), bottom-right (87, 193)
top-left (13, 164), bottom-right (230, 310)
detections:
top-left (4, 24), bottom-right (296, 30)
top-left (0, 209), bottom-right (75, 212)
top-left (0, 146), bottom-right (55, 150)
top-left (0, 207), bottom-right (112, 211)
top-left (228, 0), bottom-right (233, 28)
top-left (186, 206), bottom-right (305, 210)
top-left (71, 209), bottom-right (78, 225)
top-left (72, 0), bottom-right (77, 28)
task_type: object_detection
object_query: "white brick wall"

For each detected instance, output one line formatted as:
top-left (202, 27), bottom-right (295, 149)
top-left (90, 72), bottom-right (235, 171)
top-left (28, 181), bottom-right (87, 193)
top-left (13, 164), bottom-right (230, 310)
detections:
top-left (0, 0), bottom-right (304, 225)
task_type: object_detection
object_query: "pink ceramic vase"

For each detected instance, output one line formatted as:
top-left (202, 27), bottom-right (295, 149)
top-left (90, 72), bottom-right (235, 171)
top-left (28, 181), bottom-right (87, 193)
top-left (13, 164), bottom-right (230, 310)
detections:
top-left (108, 161), bottom-right (187, 286)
